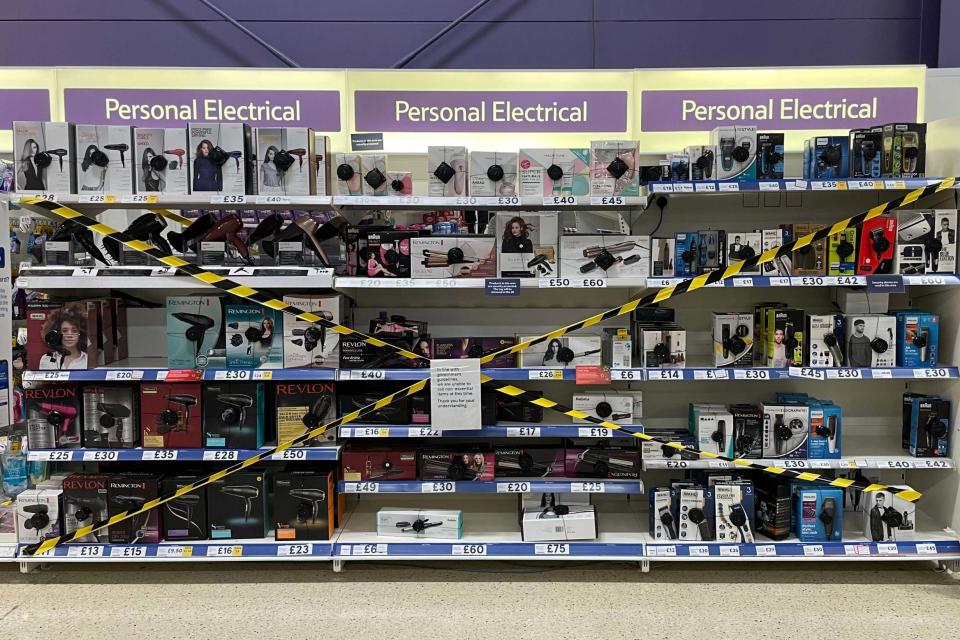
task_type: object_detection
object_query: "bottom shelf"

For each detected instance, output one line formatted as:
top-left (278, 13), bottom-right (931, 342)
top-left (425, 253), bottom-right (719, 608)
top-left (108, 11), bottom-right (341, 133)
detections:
top-left (20, 539), bottom-right (331, 562)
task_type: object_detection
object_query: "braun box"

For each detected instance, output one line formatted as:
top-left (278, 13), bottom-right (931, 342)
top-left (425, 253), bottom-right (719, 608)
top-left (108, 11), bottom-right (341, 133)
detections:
top-left (75, 124), bottom-right (134, 195)
top-left (188, 122), bottom-right (252, 195)
top-left (469, 151), bottom-right (517, 196)
top-left (410, 236), bottom-right (497, 278)
top-left (518, 335), bottom-right (601, 369)
top-left (13, 121), bottom-right (76, 194)
top-left (560, 235), bottom-right (650, 279)
top-left (590, 141), bottom-right (639, 197)
top-left (518, 148), bottom-right (590, 197)
top-left (253, 127), bottom-right (316, 196)
top-left (281, 294), bottom-right (341, 369)
top-left (133, 127), bottom-right (189, 195)
top-left (428, 146), bottom-right (467, 196)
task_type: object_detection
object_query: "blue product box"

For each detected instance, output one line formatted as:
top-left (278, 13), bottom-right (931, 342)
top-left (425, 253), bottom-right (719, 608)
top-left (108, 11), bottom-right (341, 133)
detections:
top-left (896, 311), bottom-right (939, 367)
top-left (225, 304), bottom-right (284, 369)
top-left (808, 402), bottom-right (841, 459)
top-left (713, 481), bottom-right (755, 543)
top-left (910, 396), bottom-right (950, 457)
top-left (757, 133), bottom-right (784, 180)
top-left (166, 295), bottom-right (224, 369)
top-left (797, 487), bottom-right (843, 542)
top-left (203, 381), bottom-right (265, 449)
top-left (811, 136), bottom-right (850, 179)
top-left (675, 231), bottom-right (699, 277)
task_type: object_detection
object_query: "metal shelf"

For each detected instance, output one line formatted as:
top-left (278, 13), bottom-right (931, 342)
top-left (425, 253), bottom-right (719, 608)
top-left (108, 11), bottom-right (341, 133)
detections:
top-left (23, 539), bottom-right (332, 562)
top-left (338, 479), bottom-right (642, 494)
top-left (646, 177), bottom-right (950, 195)
top-left (26, 445), bottom-right (341, 463)
top-left (340, 424), bottom-right (634, 439)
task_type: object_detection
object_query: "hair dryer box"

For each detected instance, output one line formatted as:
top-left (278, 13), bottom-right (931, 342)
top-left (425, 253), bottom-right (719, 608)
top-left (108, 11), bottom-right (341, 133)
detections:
top-left (62, 473), bottom-right (110, 543)
top-left (23, 384), bottom-right (82, 449)
top-left (74, 124), bottom-right (134, 195)
top-left (253, 127), bottom-right (316, 196)
top-left (188, 122), bottom-right (251, 195)
top-left (134, 127), bottom-right (189, 195)
top-left (166, 295), bottom-right (225, 369)
top-left (207, 471), bottom-right (268, 539)
top-left (281, 294), bottom-right (341, 369)
top-left (13, 121), bottom-right (76, 194)
top-left (27, 299), bottom-right (105, 371)
top-left (590, 140), bottom-right (639, 197)
top-left (16, 488), bottom-right (62, 545)
top-left (428, 146), bottom-right (468, 196)
top-left (140, 382), bottom-right (203, 449)
top-left (469, 151), bottom-right (517, 197)
top-left (808, 135), bottom-right (850, 179)
top-left (107, 473), bottom-right (161, 543)
top-left (274, 471), bottom-right (334, 540)
top-left (82, 384), bottom-right (139, 448)
top-left (517, 148), bottom-right (590, 197)
top-left (203, 382), bottom-right (265, 449)
top-left (161, 474), bottom-right (208, 542)
top-left (275, 381), bottom-right (336, 445)
top-left (225, 304), bottom-right (284, 369)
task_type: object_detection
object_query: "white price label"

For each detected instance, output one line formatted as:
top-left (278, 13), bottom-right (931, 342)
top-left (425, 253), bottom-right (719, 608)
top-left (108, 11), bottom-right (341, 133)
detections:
top-left (811, 181), bottom-right (838, 190)
top-left (732, 277), bottom-right (754, 287)
top-left (539, 277), bottom-right (571, 288)
top-left (571, 481), bottom-right (605, 493)
top-left (709, 461), bottom-right (732, 469)
top-left (506, 427), bottom-right (541, 437)
top-left (543, 196), bottom-right (577, 206)
top-left (110, 546), bottom-right (147, 558)
top-left (664, 460), bottom-right (689, 469)
top-left (207, 545), bottom-right (243, 557)
top-left (884, 180), bottom-right (907, 189)
top-left (844, 544), bottom-right (872, 556)
top-left (105, 370), bottom-right (144, 381)
top-left (826, 369), bottom-right (862, 380)
top-left (72, 267), bottom-right (99, 277)
top-left (421, 481), bottom-right (455, 493)
top-left (590, 196), bottom-right (624, 206)
top-left (803, 544), bottom-right (825, 556)
top-left (408, 427), bottom-right (442, 437)
top-left (534, 543), bottom-right (569, 555)
top-left (871, 369), bottom-right (893, 379)
top-left (142, 450), bottom-right (178, 461)
top-left (350, 369), bottom-right (386, 381)
top-left (251, 371), bottom-right (273, 381)
top-left (277, 543), bottom-right (313, 556)
top-left (646, 278), bottom-right (675, 288)
top-left (674, 182), bottom-right (694, 193)
top-left (855, 458), bottom-right (870, 469)
top-left (83, 450), bottom-right (119, 462)
top-left (653, 183), bottom-right (675, 192)
top-left (877, 543), bottom-right (899, 555)
top-left (758, 181), bottom-right (780, 191)
top-left (649, 545), bottom-right (677, 556)
top-left (648, 369), bottom-right (682, 380)
top-left (578, 427), bottom-right (611, 438)
top-left (780, 459), bottom-right (807, 469)
top-left (694, 369), bottom-right (729, 381)
top-left (574, 278), bottom-right (607, 288)
top-left (156, 545), bottom-right (191, 558)
top-left (352, 544), bottom-right (387, 556)
top-left (755, 544), bottom-right (777, 556)
top-left (496, 482), bottom-right (530, 493)
top-left (914, 368), bottom-right (949, 379)
top-left (916, 543), bottom-right (938, 554)
top-left (453, 544), bottom-right (487, 556)
top-left (718, 182), bottom-right (740, 192)
top-left (151, 267), bottom-right (176, 276)
top-left (719, 545), bottom-right (741, 557)
top-left (347, 482), bottom-right (379, 493)
top-left (210, 194), bottom-right (246, 204)
top-left (689, 546), bottom-right (710, 557)
top-left (495, 196), bottom-right (520, 206)
top-left (922, 459), bottom-right (950, 469)
top-left (30, 371), bottom-right (71, 382)
top-left (694, 182), bottom-right (716, 192)
top-left (78, 194), bottom-right (116, 204)
top-left (272, 449), bottom-right (308, 461)
top-left (529, 369), bottom-right (563, 380)
top-left (610, 369), bottom-right (640, 381)
top-left (850, 180), bottom-right (878, 190)
top-left (831, 275), bottom-right (864, 286)
top-left (353, 427), bottom-right (388, 438)
top-left (36, 450), bottom-right (74, 462)
top-left (790, 367), bottom-right (825, 380)
top-left (916, 275), bottom-right (946, 285)
top-left (733, 369), bottom-right (770, 381)
top-left (214, 370), bottom-right (250, 381)
top-left (121, 194), bottom-right (159, 204)
top-left (810, 460), bottom-right (832, 469)
top-left (68, 545), bottom-right (104, 557)
top-left (202, 450), bottom-right (238, 461)
top-left (769, 277), bottom-right (791, 286)
top-left (885, 459), bottom-right (911, 469)
top-left (256, 195), bottom-right (290, 205)
top-left (795, 276), bottom-right (825, 286)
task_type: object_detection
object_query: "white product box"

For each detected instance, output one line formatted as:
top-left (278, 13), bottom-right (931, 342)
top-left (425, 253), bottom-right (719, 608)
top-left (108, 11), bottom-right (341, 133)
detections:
top-left (333, 153), bottom-right (362, 195)
top-left (762, 404), bottom-right (808, 459)
top-left (650, 488), bottom-right (677, 541)
top-left (518, 148), bottom-right (590, 197)
top-left (75, 124), bottom-right (134, 194)
top-left (713, 483), bottom-right (755, 543)
top-left (572, 392), bottom-right (642, 425)
top-left (385, 170), bottom-right (412, 195)
top-left (315, 135), bottom-right (330, 196)
top-left (358, 153), bottom-right (388, 196)
top-left (762, 228), bottom-right (791, 275)
top-left (281, 294), bottom-right (341, 368)
top-left (253, 127), bottom-right (316, 196)
top-left (521, 505), bottom-right (597, 541)
top-left (560, 235), bottom-right (650, 279)
top-left (695, 410), bottom-right (734, 457)
top-left (16, 488), bottom-right (61, 544)
top-left (590, 140), bottom-right (639, 197)
top-left (862, 488), bottom-right (916, 542)
top-left (807, 314), bottom-right (842, 367)
top-left (520, 492), bottom-right (591, 511)
top-left (188, 122), bottom-right (251, 195)
top-left (686, 145), bottom-right (716, 181)
top-left (710, 125), bottom-right (757, 180)
top-left (895, 210), bottom-right (957, 274)
top-left (13, 121), bottom-right (76, 194)
top-left (832, 289), bottom-right (890, 315)
top-left (518, 335), bottom-right (601, 368)
top-left (428, 146), bottom-right (467, 196)
top-left (469, 151), bottom-right (517, 196)
top-left (650, 238), bottom-right (675, 276)
top-left (410, 236), bottom-right (497, 278)
top-left (845, 314), bottom-right (896, 367)
top-left (712, 312), bottom-right (754, 368)
top-left (602, 328), bottom-right (632, 368)
top-left (133, 127), bottom-right (189, 195)
top-left (376, 508), bottom-right (462, 539)
top-left (495, 211), bottom-right (559, 278)
top-left (727, 231), bottom-right (762, 273)
top-left (641, 438), bottom-right (695, 462)
top-left (640, 328), bottom-right (686, 368)
top-left (678, 488), bottom-right (712, 541)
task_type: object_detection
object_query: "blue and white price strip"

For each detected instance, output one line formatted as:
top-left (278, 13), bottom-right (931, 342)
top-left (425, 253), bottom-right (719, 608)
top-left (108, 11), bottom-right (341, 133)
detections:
top-left (67, 545), bottom-right (104, 558)
top-left (110, 546), bottom-right (147, 558)
top-left (453, 544), bottom-right (487, 556)
top-left (207, 545), bottom-right (243, 557)
top-left (507, 427), bottom-right (540, 437)
top-left (277, 544), bottom-right (313, 557)
top-left (346, 482), bottom-right (379, 493)
top-left (497, 481), bottom-right (531, 493)
top-left (421, 481), bottom-right (455, 493)
top-left (534, 543), bottom-right (569, 555)
top-left (349, 544), bottom-right (387, 556)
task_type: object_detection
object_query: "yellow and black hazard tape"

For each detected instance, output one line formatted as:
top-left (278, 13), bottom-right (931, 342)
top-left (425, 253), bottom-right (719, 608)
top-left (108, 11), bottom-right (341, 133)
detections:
top-left (150, 208), bottom-right (196, 226)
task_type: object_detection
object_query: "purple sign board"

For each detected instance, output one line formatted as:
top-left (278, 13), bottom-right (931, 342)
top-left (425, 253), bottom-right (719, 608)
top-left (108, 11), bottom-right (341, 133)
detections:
top-left (641, 88), bottom-right (919, 131)
top-left (354, 90), bottom-right (628, 132)
top-left (63, 89), bottom-right (341, 130)
top-left (0, 90), bottom-right (51, 128)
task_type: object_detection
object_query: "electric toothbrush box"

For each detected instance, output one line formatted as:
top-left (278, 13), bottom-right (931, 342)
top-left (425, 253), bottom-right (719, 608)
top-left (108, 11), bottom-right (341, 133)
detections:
top-left (469, 151), bottom-right (518, 196)
top-left (495, 211), bottom-right (559, 278)
top-left (165, 295), bottom-right (225, 369)
top-left (882, 123), bottom-right (926, 178)
top-left (896, 311), bottom-right (939, 367)
top-left (139, 382), bottom-right (203, 449)
top-left (187, 122), bottom-right (252, 195)
top-left (133, 127), bottom-right (189, 195)
top-left (74, 124), bottom-right (134, 195)
top-left (225, 304), bottom-right (284, 369)
top-left (281, 294), bottom-right (342, 369)
top-left (808, 402), bottom-right (842, 459)
top-left (13, 121), bottom-right (76, 194)
top-left (410, 236), bottom-right (497, 279)
top-left (62, 473), bottom-right (110, 543)
top-left (161, 474), bottom-right (208, 541)
top-left (207, 471), bottom-right (268, 539)
top-left (252, 127), bottom-right (316, 196)
top-left (107, 473), bottom-right (161, 543)
top-left (709, 126), bottom-right (756, 181)
top-left (81, 384), bottom-right (140, 448)
top-left (797, 487), bottom-right (843, 542)
top-left (203, 381), bottom-right (265, 449)
top-left (559, 235), bottom-right (651, 279)
top-left (590, 140), bottom-right (640, 197)
top-left (274, 471), bottom-right (335, 541)
top-left (518, 148), bottom-right (590, 197)
top-left (23, 384), bottom-right (83, 449)
top-left (275, 381), bottom-right (337, 445)
top-left (427, 146), bottom-right (467, 196)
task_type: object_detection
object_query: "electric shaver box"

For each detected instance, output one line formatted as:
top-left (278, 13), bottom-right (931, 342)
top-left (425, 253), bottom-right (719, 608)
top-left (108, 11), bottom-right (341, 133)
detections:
top-left (13, 121), bottom-right (76, 194)
top-left (275, 381), bottom-right (336, 445)
top-left (571, 392), bottom-right (642, 426)
top-left (730, 404), bottom-right (763, 458)
top-left (560, 235), bottom-right (651, 279)
top-left (650, 238), bottom-right (675, 276)
top-left (756, 133), bottom-right (784, 179)
top-left (469, 151), bottom-right (517, 196)
top-left (341, 445), bottom-right (417, 481)
top-left (431, 336), bottom-right (517, 368)
top-left (790, 223), bottom-right (827, 275)
top-left (909, 396), bottom-right (950, 457)
top-left (713, 481), bottom-right (755, 544)
top-left (188, 122), bottom-right (252, 195)
top-left (727, 231), bottom-right (761, 272)
top-left (16, 488), bottom-right (62, 545)
top-left (203, 381), bottom-right (265, 449)
top-left (410, 236), bottom-right (497, 279)
top-left (710, 126), bottom-right (756, 181)
top-left (712, 312), bottom-right (754, 368)
top-left (637, 325), bottom-right (685, 370)
top-left (882, 123), bottom-right (926, 178)
top-left (674, 232), bottom-right (699, 277)
top-left (495, 212), bottom-right (559, 278)
top-left (24, 384), bottom-right (82, 449)
top-left (692, 406), bottom-right (734, 457)
top-left (27, 299), bottom-right (105, 371)
top-left (797, 487), bottom-right (843, 542)
top-left (494, 447), bottom-right (565, 478)
top-left (419, 449), bottom-right (495, 481)
top-left (806, 314), bottom-right (844, 368)
top-left (808, 401), bottom-right (842, 459)
top-left (161, 474), bottom-right (208, 542)
top-left (166, 295), bottom-right (225, 369)
top-left (677, 486), bottom-right (713, 541)
top-left (686, 146), bottom-right (715, 181)
top-left (808, 135), bottom-right (850, 179)
top-left (564, 446), bottom-right (640, 479)
top-left (641, 433), bottom-right (698, 461)
top-left (895, 210), bottom-right (957, 274)
top-left (896, 311), bottom-right (939, 367)
top-left (696, 229), bottom-right (725, 273)
top-left (337, 383), bottom-right (411, 424)
top-left (518, 148), bottom-right (590, 197)
top-left (828, 228), bottom-right (858, 275)
top-left (225, 304), bottom-right (284, 369)
top-left (863, 487), bottom-right (916, 542)
top-left (74, 124), bottom-right (134, 195)
top-left (281, 294), bottom-right (341, 369)
top-left (378, 508), bottom-right (463, 540)
top-left (845, 314), bottom-right (896, 368)
top-left (517, 335), bottom-right (601, 369)
top-left (107, 473), bottom-right (161, 543)
top-left (649, 487), bottom-right (677, 541)
top-left (207, 471), bottom-right (268, 539)
top-left (140, 382), bottom-right (203, 449)
top-left (62, 473), bottom-right (110, 543)
top-left (428, 146), bottom-right (467, 196)
top-left (850, 127), bottom-right (884, 178)
top-left (133, 127), bottom-right (189, 195)
top-left (82, 384), bottom-right (139, 448)
top-left (765, 308), bottom-right (804, 368)
top-left (274, 471), bottom-right (334, 541)
top-left (252, 127), bottom-right (316, 196)
top-left (754, 476), bottom-right (791, 540)
top-left (761, 404), bottom-right (808, 459)
top-left (590, 140), bottom-right (640, 197)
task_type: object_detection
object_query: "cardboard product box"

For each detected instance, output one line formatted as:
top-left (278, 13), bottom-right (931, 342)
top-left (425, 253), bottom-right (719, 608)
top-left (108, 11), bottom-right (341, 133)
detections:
top-left (225, 304), bottom-right (284, 369)
top-left (133, 127), bottom-right (189, 195)
top-left (713, 312), bottom-right (754, 368)
top-left (910, 396), bottom-right (950, 457)
top-left (409, 390), bottom-right (430, 425)
top-left (671, 154), bottom-right (691, 182)
top-left (166, 295), bottom-right (225, 369)
top-left (356, 228), bottom-right (418, 278)
top-left (572, 392), bottom-right (642, 426)
top-left (520, 492), bottom-right (592, 512)
top-left (649, 488), bottom-right (678, 541)
top-left (161, 474), bottom-right (208, 541)
top-left (896, 311), bottom-right (939, 367)
top-left (356, 153), bottom-right (389, 196)
top-left (797, 487), bottom-right (843, 542)
top-left (756, 133), bottom-right (784, 180)
top-left (342, 446), bottom-right (417, 481)
top-left (833, 289), bottom-right (890, 315)
top-left (207, 471), bottom-right (268, 539)
top-left (806, 314), bottom-right (845, 368)
top-left (638, 162), bottom-right (671, 186)
top-left (61, 474), bottom-right (110, 543)
top-left (275, 381), bottom-right (336, 445)
top-left (419, 450), bottom-right (495, 481)
top-left (384, 169), bottom-right (412, 195)
top-left (641, 434), bottom-right (698, 462)
top-left (602, 327), bottom-right (632, 369)
top-left (765, 308), bottom-right (804, 368)
top-left (81, 384), bottom-right (139, 448)
top-left (495, 212), bottom-right (559, 278)
top-left (333, 153), bottom-right (363, 195)
top-left (378, 508), bottom-right (462, 540)
top-left (674, 232), bottom-right (699, 277)
top-left (188, 122), bottom-right (252, 194)
top-left (762, 404), bottom-right (808, 459)
top-left (808, 401), bottom-right (841, 459)
top-left (863, 487), bottom-right (916, 542)
top-left (677, 487), bottom-right (713, 541)
top-left (590, 140), bottom-right (639, 196)
top-left (761, 228), bottom-right (792, 276)
top-left (107, 473), bottom-right (161, 543)
top-left (902, 392), bottom-right (925, 450)
top-left (496, 390), bottom-right (544, 423)
top-left (713, 482), bottom-right (755, 543)
top-left (431, 337), bottom-right (516, 368)
top-left (74, 124), bottom-right (134, 194)
top-left (337, 383), bottom-right (411, 424)
top-left (24, 384), bottom-right (82, 449)
top-left (827, 228), bottom-right (858, 276)
top-left (856, 214), bottom-right (897, 275)
top-left (281, 294), bottom-right (341, 369)
top-left (518, 148), bottom-right (590, 197)
top-left (560, 235), bottom-right (650, 278)
top-left (340, 335), bottom-right (431, 370)
top-left (274, 471), bottom-right (335, 541)
top-left (710, 126), bottom-right (756, 180)
top-left (27, 299), bottom-right (105, 371)
top-left (686, 145), bottom-right (715, 181)
top-left (521, 505), bottom-right (597, 541)
top-left (517, 335), bottom-right (601, 369)
top-left (850, 127), bottom-right (884, 178)
top-left (469, 151), bottom-right (517, 196)
top-left (427, 146), bottom-right (468, 196)
top-left (730, 404), bottom-right (763, 458)
top-left (694, 408), bottom-right (734, 457)
top-left (16, 489), bottom-right (62, 545)
top-left (564, 447), bottom-right (640, 478)
top-left (754, 476), bottom-right (791, 540)
top-left (845, 314), bottom-right (896, 368)
top-left (13, 121), bottom-right (76, 194)
top-left (494, 447), bottom-right (565, 477)
top-left (810, 135), bottom-right (849, 179)
top-left (253, 127), bottom-right (315, 196)
top-left (882, 123), bottom-right (926, 178)
top-left (790, 223), bottom-right (826, 275)
top-left (140, 382), bottom-right (203, 449)
top-left (726, 231), bottom-right (761, 273)
top-left (410, 236), bottom-right (497, 279)
top-left (203, 382), bottom-right (265, 449)
top-left (650, 238), bottom-right (675, 276)
top-left (697, 229), bottom-right (725, 273)
top-left (314, 135), bottom-right (330, 196)
top-left (895, 210), bottom-right (957, 274)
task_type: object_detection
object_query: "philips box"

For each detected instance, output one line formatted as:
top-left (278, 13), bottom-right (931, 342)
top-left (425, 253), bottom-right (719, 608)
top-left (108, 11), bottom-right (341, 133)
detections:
top-left (710, 126), bottom-right (756, 180)
top-left (469, 151), bottom-right (517, 196)
top-left (225, 304), bottom-right (284, 369)
top-left (410, 236), bottom-right (497, 278)
top-left (495, 212), bottom-right (559, 278)
top-left (712, 312), bottom-right (753, 368)
top-left (863, 487), bottom-right (916, 542)
top-left (188, 122), bottom-right (252, 195)
top-left (674, 232), bottom-right (699, 277)
top-left (75, 124), bottom-right (134, 195)
top-left (756, 133), bottom-right (784, 179)
top-left (896, 311), bottom-right (939, 367)
top-left (560, 235), bottom-right (650, 279)
top-left (882, 123), bottom-right (926, 178)
top-left (253, 127), bottom-right (316, 196)
top-left (895, 210), bottom-right (957, 274)
top-left (133, 127), bottom-right (189, 195)
top-left (808, 402), bottom-right (841, 459)
top-left (762, 404), bottom-right (808, 459)
top-left (428, 146), bottom-right (467, 196)
top-left (810, 136), bottom-right (850, 179)
top-left (281, 294), bottom-right (341, 369)
top-left (845, 314), bottom-right (896, 368)
top-left (166, 295), bottom-right (224, 369)
top-left (590, 141), bottom-right (639, 197)
top-left (797, 487), bottom-right (843, 542)
top-left (518, 148), bottom-right (590, 197)
top-left (203, 382), bottom-right (265, 449)
top-left (13, 121), bottom-right (76, 194)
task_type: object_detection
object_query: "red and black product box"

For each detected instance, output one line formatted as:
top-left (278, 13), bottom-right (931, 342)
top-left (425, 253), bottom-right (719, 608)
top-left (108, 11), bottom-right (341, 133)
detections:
top-left (275, 381), bottom-right (336, 445)
top-left (62, 473), bottom-right (110, 543)
top-left (24, 384), bottom-right (82, 449)
top-left (494, 447), bottom-right (566, 477)
top-left (856, 214), bottom-right (897, 275)
top-left (82, 384), bottom-right (139, 448)
top-left (565, 446), bottom-right (640, 478)
top-left (27, 299), bottom-right (107, 370)
top-left (431, 337), bottom-right (518, 368)
top-left (274, 471), bottom-right (335, 541)
top-left (107, 473), bottom-right (162, 543)
top-left (419, 449), bottom-right (496, 481)
top-left (342, 446), bottom-right (417, 481)
top-left (140, 382), bottom-right (203, 448)
top-left (356, 228), bottom-right (419, 277)
top-left (337, 383), bottom-right (411, 424)
top-left (161, 474), bottom-right (208, 541)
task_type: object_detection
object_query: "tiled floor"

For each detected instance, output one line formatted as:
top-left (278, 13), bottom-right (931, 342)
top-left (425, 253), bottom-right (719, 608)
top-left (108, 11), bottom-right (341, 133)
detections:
top-left (0, 561), bottom-right (956, 639)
